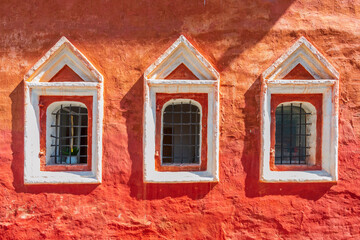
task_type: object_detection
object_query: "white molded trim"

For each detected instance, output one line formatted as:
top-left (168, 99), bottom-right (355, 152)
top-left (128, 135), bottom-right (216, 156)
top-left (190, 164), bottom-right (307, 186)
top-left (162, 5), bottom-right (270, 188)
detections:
top-left (24, 86), bottom-right (103, 184)
top-left (144, 84), bottom-right (219, 183)
top-left (145, 35), bottom-right (219, 81)
top-left (24, 37), bottom-right (103, 184)
top-left (27, 82), bottom-right (100, 88)
top-left (260, 37), bottom-right (339, 182)
top-left (260, 83), bottom-right (338, 182)
top-left (267, 79), bottom-right (336, 86)
top-left (262, 36), bottom-right (339, 81)
top-left (147, 79), bottom-right (218, 86)
top-left (24, 36), bottom-right (103, 83)
top-left (144, 36), bottom-right (219, 183)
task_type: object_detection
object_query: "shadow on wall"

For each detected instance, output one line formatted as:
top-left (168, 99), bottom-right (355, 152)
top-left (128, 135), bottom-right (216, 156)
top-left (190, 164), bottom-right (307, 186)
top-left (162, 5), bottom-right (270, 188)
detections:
top-left (120, 76), bottom-right (216, 200)
top-left (190, 0), bottom-right (295, 72)
top-left (120, 76), bottom-right (145, 199)
top-left (241, 77), bottom-right (335, 200)
top-left (10, 81), bottom-right (24, 191)
top-left (10, 80), bottom-right (98, 194)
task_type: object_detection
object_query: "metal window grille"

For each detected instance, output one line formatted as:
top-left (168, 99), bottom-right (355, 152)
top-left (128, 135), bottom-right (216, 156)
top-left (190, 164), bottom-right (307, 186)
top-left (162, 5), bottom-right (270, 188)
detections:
top-left (162, 101), bottom-right (201, 164)
top-left (50, 105), bottom-right (88, 165)
top-left (275, 103), bottom-right (311, 165)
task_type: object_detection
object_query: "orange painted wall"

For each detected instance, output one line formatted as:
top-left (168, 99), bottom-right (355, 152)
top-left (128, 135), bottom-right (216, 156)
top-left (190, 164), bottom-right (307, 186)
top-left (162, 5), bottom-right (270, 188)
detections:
top-left (0, 0), bottom-right (360, 239)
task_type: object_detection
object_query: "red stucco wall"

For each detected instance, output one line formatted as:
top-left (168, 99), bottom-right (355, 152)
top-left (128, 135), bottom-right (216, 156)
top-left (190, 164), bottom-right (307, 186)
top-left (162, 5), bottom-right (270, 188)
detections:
top-left (1, 0), bottom-right (360, 239)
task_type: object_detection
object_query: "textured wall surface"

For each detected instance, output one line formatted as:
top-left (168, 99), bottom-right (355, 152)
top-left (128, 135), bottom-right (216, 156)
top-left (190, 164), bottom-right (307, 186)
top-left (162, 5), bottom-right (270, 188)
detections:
top-left (1, 0), bottom-right (360, 239)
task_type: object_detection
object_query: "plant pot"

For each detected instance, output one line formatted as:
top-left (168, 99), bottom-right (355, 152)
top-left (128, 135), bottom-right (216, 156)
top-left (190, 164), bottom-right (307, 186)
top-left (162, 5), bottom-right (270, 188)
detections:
top-left (65, 156), bottom-right (78, 164)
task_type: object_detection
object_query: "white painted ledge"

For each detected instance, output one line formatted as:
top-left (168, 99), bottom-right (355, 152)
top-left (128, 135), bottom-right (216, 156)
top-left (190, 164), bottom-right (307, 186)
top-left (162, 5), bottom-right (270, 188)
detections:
top-left (267, 79), bottom-right (337, 86)
top-left (24, 171), bottom-right (100, 185)
top-left (261, 170), bottom-right (335, 183)
top-left (27, 82), bottom-right (100, 88)
top-left (147, 79), bottom-right (217, 86)
top-left (144, 171), bottom-right (218, 183)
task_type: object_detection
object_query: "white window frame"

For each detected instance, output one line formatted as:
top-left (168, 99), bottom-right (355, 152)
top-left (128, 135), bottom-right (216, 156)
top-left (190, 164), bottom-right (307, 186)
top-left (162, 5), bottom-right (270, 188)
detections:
top-left (260, 36), bottom-right (339, 182)
top-left (24, 37), bottom-right (104, 184)
top-left (143, 35), bottom-right (220, 183)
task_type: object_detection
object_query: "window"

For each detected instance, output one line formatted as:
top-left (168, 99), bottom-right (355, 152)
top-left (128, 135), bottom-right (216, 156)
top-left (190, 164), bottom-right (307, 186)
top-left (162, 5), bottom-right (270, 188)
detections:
top-left (143, 35), bottom-right (220, 183)
top-left (24, 37), bottom-right (103, 184)
top-left (155, 94), bottom-right (208, 172)
top-left (270, 95), bottom-right (322, 172)
top-left (260, 36), bottom-right (339, 182)
top-left (39, 96), bottom-right (93, 172)
top-left (51, 104), bottom-right (88, 165)
top-left (275, 103), bottom-right (311, 165)
top-left (162, 101), bottom-right (201, 166)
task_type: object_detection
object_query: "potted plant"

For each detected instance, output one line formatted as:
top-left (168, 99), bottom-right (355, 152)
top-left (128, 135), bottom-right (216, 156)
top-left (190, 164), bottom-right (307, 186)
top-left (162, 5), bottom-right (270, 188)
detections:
top-left (61, 146), bottom-right (79, 164)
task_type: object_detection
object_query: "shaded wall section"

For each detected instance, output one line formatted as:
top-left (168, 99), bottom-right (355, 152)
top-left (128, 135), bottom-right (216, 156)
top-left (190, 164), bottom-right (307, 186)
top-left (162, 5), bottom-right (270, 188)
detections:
top-left (1, 0), bottom-right (360, 239)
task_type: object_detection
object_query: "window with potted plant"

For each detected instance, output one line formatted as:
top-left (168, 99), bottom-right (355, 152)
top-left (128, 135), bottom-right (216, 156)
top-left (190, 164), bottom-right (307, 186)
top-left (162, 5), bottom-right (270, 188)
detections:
top-left (24, 37), bottom-right (104, 184)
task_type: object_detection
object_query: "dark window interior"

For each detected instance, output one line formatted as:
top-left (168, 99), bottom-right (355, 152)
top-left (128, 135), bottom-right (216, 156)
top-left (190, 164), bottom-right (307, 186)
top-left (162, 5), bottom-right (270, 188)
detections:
top-left (275, 103), bottom-right (311, 165)
top-left (162, 102), bottom-right (201, 165)
top-left (50, 105), bottom-right (88, 165)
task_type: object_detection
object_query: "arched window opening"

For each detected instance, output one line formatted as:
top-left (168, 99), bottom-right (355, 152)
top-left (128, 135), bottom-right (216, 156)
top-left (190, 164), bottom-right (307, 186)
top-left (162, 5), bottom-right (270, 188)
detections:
top-left (51, 105), bottom-right (88, 165)
top-left (275, 103), bottom-right (312, 165)
top-left (162, 101), bottom-right (201, 165)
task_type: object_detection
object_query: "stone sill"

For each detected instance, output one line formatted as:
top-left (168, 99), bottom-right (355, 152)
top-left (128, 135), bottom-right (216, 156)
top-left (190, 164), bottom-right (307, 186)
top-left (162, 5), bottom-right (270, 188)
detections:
top-left (24, 171), bottom-right (100, 184)
top-left (261, 170), bottom-right (336, 182)
top-left (144, 171), bottom-right (218, 183)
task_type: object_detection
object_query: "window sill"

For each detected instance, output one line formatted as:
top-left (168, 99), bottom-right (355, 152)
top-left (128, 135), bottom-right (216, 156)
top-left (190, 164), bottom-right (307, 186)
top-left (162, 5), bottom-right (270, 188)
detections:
top-left (24, 171), bottom-right (100, 184)
top-left (144, 171), bottom-right (218, 183)
top-left (260, 170), bottom-right (335, 183)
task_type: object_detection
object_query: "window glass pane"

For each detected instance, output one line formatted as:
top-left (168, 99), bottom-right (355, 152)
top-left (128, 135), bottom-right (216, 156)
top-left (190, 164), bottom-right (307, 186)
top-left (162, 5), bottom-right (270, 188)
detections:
top-left (51, 105), bottom-right (88, 165)
top-left (275, 103), bottom-right (308, 165)
top-left (162, 102), bottom-right (200, 164)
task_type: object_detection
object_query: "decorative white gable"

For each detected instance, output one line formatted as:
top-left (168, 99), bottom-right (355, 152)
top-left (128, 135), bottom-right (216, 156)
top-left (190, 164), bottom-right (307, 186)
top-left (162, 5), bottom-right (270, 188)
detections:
top-left (24, 36), bottom-right (103, 83)
top-left (145, 35), bottom-right (219, 81)
top-left (262, 36), bottom-right (339, 81)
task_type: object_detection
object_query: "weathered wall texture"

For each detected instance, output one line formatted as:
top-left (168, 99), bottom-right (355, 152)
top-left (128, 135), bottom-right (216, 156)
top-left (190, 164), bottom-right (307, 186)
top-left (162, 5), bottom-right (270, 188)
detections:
top-left (1, 0), bottom-right (360, 239)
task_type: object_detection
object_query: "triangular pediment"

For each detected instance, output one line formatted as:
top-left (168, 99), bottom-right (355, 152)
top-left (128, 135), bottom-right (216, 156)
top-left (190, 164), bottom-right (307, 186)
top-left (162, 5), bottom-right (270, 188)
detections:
top-left (165, 63), bottom-right (199, 80)
top-left (48, 65), bottom-right (85, 82)
top-left (263, 36), bottom-right (339, 81)
top-left (145, 35), bottom-right (219, 80)
top-left (24, 36), bottom-right (103, 83)
top-left (283, 63), bottom-right (315, 80)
